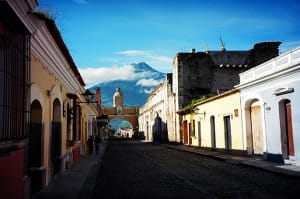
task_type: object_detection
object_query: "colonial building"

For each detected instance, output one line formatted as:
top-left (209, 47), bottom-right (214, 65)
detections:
top-left (139, 74), bottom-right (177, 142)
top-left (0, 1), bottom-right (101, 198)
top-left (103, 87), bottom-right (139, 138)
top-left (0, 1), bottom-right (37, 199)
top-left (173, 42), bottom-right (281, 143)
top-left (235, 47), bottom-right (300, 165)
top-left (30, 11), bottom-right (100, 195)
top-left (177, 89), bottom-right (244, 154)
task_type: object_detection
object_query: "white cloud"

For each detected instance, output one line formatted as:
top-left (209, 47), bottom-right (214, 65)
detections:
top-left (115, 50), bottom-right (173, 73)
top-left (136, 79), bottom-right (161, 87)
top-left (116, 50), bottom-right (150, 56)
top-left (79, 64), bottom-right (162, 87)
top-left (79, 65), bottom-right (133, 86)
top-left (142, 88), bottom-right (153, 94)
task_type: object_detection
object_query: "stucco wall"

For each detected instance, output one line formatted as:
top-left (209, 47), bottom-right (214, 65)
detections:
top-left (238, 47), bottom-right (300, 165)
top-left (139, 75), bottom-right (176, 142)
top-left (183, 90), bottom-right (243, 151)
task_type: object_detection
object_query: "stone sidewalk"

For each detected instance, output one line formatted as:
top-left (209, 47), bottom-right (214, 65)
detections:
top-left (31, 140), bottom-right (107, 199)
top-left (163, 143), bottom-right (300, 178)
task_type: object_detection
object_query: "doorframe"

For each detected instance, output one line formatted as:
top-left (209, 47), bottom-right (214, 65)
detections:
top-left (279, 99), bottom-right (295, 159)
top-left (224, 115), bottom-right (232, 151)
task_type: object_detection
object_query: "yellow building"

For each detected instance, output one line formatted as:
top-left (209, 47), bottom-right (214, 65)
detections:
top-left (178, 89), bottom-right (244, 153)
top-left (29, 12), bottom-right (98, 194)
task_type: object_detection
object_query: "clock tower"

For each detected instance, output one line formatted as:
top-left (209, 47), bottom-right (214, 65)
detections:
top-left (113, 87), bottom-right (124, 114)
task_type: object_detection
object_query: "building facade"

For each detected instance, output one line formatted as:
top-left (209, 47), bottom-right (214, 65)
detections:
top-left (172, 42), bottom-right (281, 144)
top-left (0, 1), bottom-right (100, 198)
top-left (30, 11), bottom-right (100, 195)
top-left (139, 74), bottom-right (177, 142)
top-left (177, 89), bottom-right (244, 154)
top-left (236, 47), bottom-right (300, 165)
top-left (0, 1), bottom-right (36, 199)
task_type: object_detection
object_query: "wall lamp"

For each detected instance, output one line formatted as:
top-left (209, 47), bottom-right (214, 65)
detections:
top-left (66, 89), bottom-right (98, 143)
top-left (67, 89), bottom-right (97, 104)
top-left (192, 107), bottom-right (206, 116)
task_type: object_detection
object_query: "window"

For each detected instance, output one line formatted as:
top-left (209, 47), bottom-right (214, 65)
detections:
top-left (0, 31), bottom-right (30, 140)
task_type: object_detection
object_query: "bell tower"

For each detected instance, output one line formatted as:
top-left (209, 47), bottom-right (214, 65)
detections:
top-left (113, 87), bottom-right (124, 114)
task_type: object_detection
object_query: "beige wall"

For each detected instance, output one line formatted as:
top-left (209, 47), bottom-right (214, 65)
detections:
top-left (31, 55), bottom-right (75, 184)
top-left (182, 90), bottom-right (243, 151)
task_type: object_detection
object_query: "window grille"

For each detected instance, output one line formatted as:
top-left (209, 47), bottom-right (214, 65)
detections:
top-left (0, 32), bottom-right (30, 140)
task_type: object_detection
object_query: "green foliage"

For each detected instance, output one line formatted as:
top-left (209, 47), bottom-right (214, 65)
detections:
top-left (181, 93), bottom-right (215, 112)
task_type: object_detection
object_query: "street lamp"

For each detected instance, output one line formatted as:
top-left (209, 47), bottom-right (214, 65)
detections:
top-left (66, 89), bottom-right (97, 144)
top-left (80, 89), bottom-right (96, 103)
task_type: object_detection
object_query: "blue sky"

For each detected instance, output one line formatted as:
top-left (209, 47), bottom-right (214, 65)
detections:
top-left (37, 0), bottom-right (300, 86)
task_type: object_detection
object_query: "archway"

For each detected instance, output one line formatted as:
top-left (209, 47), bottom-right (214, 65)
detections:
top-left (109, 118), bottom-right (133, 138)
top-left (103, 106), bottom-right (139, 138)
top-left (245, 99), bottom-right (264, 155)
top-left (51, 98), bottom-right (61, 176)
top-left (30, 100), bottom-right (44, 195)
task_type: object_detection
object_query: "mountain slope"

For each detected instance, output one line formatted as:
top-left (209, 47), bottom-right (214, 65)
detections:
top-left (88, 62), bottom-right (166, 107)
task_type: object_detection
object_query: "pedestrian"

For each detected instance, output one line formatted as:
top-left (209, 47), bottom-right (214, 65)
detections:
top-left (94, 134), bottom-right (101, 155)
top-left (87, 135), bottom-right (94, 154)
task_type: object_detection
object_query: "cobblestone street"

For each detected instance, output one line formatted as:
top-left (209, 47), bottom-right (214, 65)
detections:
top-left (92, 141), bottom-right (300, 199)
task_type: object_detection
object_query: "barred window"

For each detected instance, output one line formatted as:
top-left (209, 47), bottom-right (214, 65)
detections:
top-left (0, 31), bottom-right (30, 140)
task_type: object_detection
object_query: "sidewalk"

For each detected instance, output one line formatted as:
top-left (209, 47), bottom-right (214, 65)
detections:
top-left (31, 140), bottom-right (108, 199)
top-left (163, 143), bottom-right (300, 178)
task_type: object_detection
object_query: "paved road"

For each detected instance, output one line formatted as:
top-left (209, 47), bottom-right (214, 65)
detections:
top-left (92, 141), bottom-right (300, 199)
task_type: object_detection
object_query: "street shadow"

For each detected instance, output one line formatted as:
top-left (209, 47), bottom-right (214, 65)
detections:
top-left (152, 114), bottom-right (169, 143)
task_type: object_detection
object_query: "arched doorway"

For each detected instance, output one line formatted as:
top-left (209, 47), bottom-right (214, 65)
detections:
top-left (30, 100), bottom-right (44, 195)
top-left (51, 99), bottom-right (61, 176)
top-left (245, 100), bottom-right (264, 155)
top-left (279, 99), bottom-right (295, 159)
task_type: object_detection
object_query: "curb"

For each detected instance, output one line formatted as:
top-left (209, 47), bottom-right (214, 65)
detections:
top-left (77, 141), bottom-right (108, 199)
top-left (163, 144), bottom-right (300, 179)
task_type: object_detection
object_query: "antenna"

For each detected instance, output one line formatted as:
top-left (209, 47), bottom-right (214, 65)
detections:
top-left (220, 37), bottom-right (226, 51)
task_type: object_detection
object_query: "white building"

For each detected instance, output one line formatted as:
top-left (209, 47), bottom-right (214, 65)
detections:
top-left (236, 47), bottom-right (300, 165)
top-left (139, 74), bottom-right (178, 142)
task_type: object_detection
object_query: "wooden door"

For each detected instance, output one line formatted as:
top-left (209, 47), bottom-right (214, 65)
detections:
top-left (286, 103), bottom-right (295, 156)
top-left (183, 121), bottom-right (188, 144)
top-left (210, 116), bottom-right (216, 149)
top-left (251, 105), bottom-right (264, 155)
top-left (198, 121), bottom-right (201, 147)
top-left (224, 116), bottom-right (232, 151)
